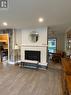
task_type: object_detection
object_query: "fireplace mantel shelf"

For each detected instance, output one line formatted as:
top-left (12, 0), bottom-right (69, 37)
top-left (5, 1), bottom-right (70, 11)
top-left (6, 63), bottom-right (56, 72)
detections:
top-left (21, 44), bottom-right (48, 47)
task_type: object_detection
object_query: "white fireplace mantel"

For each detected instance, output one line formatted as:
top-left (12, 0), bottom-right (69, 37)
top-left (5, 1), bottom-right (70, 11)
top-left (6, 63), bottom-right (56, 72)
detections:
top-left (21, 45), bottom-right (48, 66)
top-left (21, 44), bottom-right (48, 47)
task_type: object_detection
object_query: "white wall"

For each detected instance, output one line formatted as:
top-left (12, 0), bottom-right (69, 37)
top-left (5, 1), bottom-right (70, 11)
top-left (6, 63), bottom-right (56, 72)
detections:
top-left (21, 27), bottom-right (47, 46)
top-left (14, 29), bottom-right (22, 46)
top-left (48, 31), bottom-right (65, 51)
top-left (56, 32), bottom-right (65, 51)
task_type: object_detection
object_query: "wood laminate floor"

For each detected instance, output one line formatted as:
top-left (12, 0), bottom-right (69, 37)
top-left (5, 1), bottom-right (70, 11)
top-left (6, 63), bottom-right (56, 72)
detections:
top-left (0, 63), bottom-right (63, 95)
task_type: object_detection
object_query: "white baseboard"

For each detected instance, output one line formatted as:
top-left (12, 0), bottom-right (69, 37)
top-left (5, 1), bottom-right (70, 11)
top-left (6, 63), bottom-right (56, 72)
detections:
top-left (8, 60), bottom-right (21, 64)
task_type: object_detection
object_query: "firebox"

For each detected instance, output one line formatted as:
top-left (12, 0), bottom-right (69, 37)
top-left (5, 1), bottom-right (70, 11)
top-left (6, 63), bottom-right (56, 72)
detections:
top-left (25, 50), bottom-right (40, 62)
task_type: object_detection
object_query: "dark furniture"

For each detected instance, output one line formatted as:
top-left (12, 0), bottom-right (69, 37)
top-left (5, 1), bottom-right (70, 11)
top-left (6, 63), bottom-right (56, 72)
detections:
top-left (52, 51), bottom-right (65, 63)
top-left (62, 58), bottom-right (71, 95)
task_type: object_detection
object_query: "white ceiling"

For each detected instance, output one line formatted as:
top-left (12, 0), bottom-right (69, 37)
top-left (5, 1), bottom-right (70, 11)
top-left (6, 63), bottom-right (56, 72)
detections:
top-left (0, 0), bottom-right (71, 31)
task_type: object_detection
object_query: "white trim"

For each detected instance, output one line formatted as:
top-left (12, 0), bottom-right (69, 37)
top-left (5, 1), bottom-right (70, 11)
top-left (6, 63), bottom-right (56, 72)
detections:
top-left (22, 60), bottom-right (38, 64)
top-left (8, 34), bottom-right (9, 62)
top-left (21, 44), bottom-right (48, 47)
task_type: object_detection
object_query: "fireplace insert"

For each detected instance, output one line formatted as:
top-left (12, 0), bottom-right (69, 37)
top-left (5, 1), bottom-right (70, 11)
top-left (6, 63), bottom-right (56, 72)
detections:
top-left (25, 50), bottom-right (40, 62)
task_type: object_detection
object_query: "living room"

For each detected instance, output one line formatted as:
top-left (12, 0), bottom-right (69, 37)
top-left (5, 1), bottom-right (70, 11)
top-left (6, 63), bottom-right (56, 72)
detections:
top-left (0, 0), bottom-right (71, 95)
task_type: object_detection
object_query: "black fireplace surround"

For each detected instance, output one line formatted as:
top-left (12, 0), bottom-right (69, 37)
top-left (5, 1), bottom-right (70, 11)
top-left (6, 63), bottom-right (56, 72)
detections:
top-left (25, 50), bottom-right (40, 62)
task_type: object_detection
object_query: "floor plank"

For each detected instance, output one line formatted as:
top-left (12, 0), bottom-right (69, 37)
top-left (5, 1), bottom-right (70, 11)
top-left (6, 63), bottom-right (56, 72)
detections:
top-left (0, 63), bottom-right (63, 95)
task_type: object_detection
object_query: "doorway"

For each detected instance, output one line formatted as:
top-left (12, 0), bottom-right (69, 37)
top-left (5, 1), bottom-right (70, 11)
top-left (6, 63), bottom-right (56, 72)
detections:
top-left (0, 34), bottom-right (9, 63)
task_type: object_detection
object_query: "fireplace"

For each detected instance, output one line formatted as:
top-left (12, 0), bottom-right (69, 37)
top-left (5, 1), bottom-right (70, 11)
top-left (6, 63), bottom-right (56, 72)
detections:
top-left (25, 50), bottom-right (40, 62)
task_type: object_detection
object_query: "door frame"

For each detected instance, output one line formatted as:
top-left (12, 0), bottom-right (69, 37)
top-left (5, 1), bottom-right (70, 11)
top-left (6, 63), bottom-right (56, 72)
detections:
top-left (0, 34), bottom-right (9, 62)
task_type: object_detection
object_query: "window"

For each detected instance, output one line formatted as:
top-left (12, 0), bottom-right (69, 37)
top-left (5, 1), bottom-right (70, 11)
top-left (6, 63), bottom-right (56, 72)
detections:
top-left (48, 39), bottom-right (56, 53)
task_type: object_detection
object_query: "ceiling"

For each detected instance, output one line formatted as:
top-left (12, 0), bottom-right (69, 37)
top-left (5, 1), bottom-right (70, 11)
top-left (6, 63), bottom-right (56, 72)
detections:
top-left (0, 0), bottom-right (71, 32)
